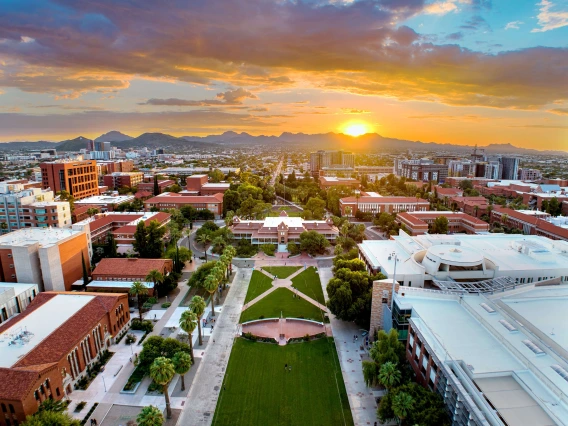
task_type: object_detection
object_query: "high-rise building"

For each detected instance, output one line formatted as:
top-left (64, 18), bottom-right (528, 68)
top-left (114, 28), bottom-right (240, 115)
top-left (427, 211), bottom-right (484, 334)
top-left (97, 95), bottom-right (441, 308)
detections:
top-left (500, 156), bottom-right (520, 180)
top-left (309, 150), bottom-right (354, 177)
top-left (40, 160), bottom-right (99, 200)
top-left (102, 172), bottom-right (144, 189)
top-left (85, 139), bottom-right (94, 152)
top-left (94, 141), bottom-right (111, 152)
top-left (518, 168), bottom-right (542, 181)
top-left (395, 159), bottom-right (448, 183)
top-left (484, 161), bottom-right (501, 180)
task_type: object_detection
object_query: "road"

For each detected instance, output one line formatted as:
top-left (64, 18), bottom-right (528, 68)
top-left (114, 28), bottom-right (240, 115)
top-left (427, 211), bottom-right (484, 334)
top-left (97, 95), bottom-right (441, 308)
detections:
top-left (269, 156), bottom-right (284, 186)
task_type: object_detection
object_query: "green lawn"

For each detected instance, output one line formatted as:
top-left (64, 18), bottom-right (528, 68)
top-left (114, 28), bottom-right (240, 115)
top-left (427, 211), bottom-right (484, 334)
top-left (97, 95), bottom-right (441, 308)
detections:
top-left (261, 266), bottom-right (301, 279)
top-left (240, 288), bottom-right (324, 323)
top-left (291, 267), bottom-right (326, 305)
top-left (244, 271), bottom-right (274, 304)
top-left (212, 338), bottom-right (354, 426)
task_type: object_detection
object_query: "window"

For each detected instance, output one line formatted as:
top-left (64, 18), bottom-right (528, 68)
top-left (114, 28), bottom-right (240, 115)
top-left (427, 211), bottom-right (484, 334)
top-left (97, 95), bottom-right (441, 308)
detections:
top-left (9, 404), bottom-right (14, 413)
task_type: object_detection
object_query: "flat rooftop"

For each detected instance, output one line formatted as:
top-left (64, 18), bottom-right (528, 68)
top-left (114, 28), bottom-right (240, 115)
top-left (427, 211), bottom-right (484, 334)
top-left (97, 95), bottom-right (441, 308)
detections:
top-left (0, 283), bottom-right (37, 298)
top-left (0, 227), bottom-right (84, 247)
top-left (87, 280), bottom-right (154, 289)
top-left (75, 195), bottom-right (135, 205)
top-left (0, 294), bottom-right (94, 367)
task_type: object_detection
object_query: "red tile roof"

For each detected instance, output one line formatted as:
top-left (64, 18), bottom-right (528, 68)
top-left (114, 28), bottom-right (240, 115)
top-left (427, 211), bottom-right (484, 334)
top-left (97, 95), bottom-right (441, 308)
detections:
top-left (145, 193), bottom-right (224, 204)
top-left (92, 258), bottom-right (172, 277)
top-left (341, 196), bottom-right (429, 203)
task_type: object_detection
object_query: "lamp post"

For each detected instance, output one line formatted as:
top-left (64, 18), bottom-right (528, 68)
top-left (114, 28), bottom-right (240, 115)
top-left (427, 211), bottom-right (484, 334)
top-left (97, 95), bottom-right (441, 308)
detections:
top-left (355, 189), bottom-right (360, 219)
top-left (391, 251), bottom-right (399, 312)
top-left (101, 374), bottom-right (107, 392)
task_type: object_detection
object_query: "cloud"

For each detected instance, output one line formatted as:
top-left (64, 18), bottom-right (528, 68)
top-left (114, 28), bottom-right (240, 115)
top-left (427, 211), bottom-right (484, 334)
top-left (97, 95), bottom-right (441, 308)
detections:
top-left (510, 124), bottom-right (568, 129)
top-left (532, 0), bottom-right (568, 32)
top-left (505, 21), bottom-right (524, 30)
top-left (548, 108), bottom-right (568, 115)
top-left (249, 107), bottom-right (268, 112)
top-left (445, 32), bottom-right (464, 40)
top-left (424, 1), bottom-right (458, 15)
top-left (0, 109), bottom-right (282, 139)
top-left (460, 15), bottom-right (492, 31)
top-left (408, 113), bottom-right (492, 122)
top-left (0, 0), bottom-right (565, 111)
top-left (341, 108), bottom-right (372, 114)
top-left (141, 87), bottom-right (257, 106)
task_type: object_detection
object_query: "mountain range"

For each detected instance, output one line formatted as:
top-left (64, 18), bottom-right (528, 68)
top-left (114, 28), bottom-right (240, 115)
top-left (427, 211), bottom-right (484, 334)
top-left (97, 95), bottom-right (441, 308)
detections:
top-left (0, 131), bottom-right (565, 156)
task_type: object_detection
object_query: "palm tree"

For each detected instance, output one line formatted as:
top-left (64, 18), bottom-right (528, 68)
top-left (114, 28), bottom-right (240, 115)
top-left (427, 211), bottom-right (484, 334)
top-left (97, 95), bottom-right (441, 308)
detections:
top-left (203, 274), bottom-right (218, 317)
top-left (196, 232), bottom-right (212, 262)
top-left (189, 295), bottom-right (207, 346)
top-left (378, 362), bottom-right (401, 391)
top-left (129, 281), bottom-right (149, 321)
top-left (149, 357), bottom-right (175, 419)
top-left (136, 405), bottom-right (164, 426)
top-left (172, 351), bottom-right (192, 391)
top-left (183, 227), bottom-right (193, 251)
top-left (212, 235), bottom-right (226, 254)
top-left (224, 246), bottom-right (236, 274)
top-left (179, 310), bottom-right (197, 363)
top-left (392, 391), bottom-right (414, 425)
top-left (145, 270), bottom-right (164, 296)
top-left (37, 399), bottom-right (67, 413)
top-left (211, 265), bottom-right (225, 296)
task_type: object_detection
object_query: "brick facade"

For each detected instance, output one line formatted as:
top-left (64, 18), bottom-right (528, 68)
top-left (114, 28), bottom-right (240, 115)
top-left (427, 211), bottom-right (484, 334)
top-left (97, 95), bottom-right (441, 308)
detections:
top-left (370, 279), bottom-right (399, 338)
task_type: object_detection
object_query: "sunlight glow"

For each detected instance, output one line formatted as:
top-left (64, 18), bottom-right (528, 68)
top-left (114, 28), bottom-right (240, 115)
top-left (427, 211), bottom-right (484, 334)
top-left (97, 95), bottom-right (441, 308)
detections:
top-left (341, 122), bottom-right (372, 137)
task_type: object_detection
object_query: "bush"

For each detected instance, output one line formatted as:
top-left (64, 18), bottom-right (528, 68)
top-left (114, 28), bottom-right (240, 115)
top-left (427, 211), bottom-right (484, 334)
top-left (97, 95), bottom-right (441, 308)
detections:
top-left (125, 334), bottom-right (137, 345)
top-left (75, 401), bottom-right (87, 412)
top-left (161, 302), bottom-right (171, 308)
top-left (131, 319), bottom-right (154, 332)
top-left (260, 244), bottom-right (276, 256)
top-left (236, 239), bottom-right (258, 258)
top-left (287, 242), bottom-right (300, 256)
top-left (147, 297), bottom-right (158, 304)
top-left (124, 365), bottom-right (145, 391)
top-left (303, 334), bottom-right (311, 342)
top-left (243, 332), bottom-right (257, 342)
top-left (80, 403), bottom-right (99, 426)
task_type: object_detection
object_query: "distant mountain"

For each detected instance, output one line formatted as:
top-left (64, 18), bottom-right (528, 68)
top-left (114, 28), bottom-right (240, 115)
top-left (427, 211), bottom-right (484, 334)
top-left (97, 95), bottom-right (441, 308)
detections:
top-left (0, 131), bottom-right (565, 155)
top-left (55, 136), bottom-right (91, 152)
top-left (95, 131), bottom-right (133, 142)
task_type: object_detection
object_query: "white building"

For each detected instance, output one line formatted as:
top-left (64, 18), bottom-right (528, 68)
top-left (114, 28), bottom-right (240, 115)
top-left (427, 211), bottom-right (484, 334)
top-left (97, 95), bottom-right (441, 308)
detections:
top-left (394, 283), bottom-right (568, 425)
top-left (0, 282), bottom-right (39, 324)
top-left (359, 231), bottom-right (568, 288)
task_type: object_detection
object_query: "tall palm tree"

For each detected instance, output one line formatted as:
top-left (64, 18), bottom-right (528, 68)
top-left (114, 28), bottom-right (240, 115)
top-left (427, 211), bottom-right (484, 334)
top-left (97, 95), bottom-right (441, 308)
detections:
top-left (184, 227), bottom-right (193, 250)
top-left (145, 270), bottom-right (164, 296)
top-left (211, 265), bottom-right (225, 296)
top-left (219, 254), bottom-right (229, 280)
top-left (203, 274), bottom-right (218, 317)
top-left (129, 281), bottom-right (149, 321)
top-left (392, 391), bottom-right (414, 426)
top-left (189, 296), bottom-right (207, 346)
top-left (212, 235), bottom-right (226, 254)
top-left (149, 357), bottom-right (175, 419)
top-left (136, 405), bottom-right (164, 426)
top-left (378, 362), bottom-right (401, 391)
top-left (196, 232), bottom-right (212, 262)
top-left (179, 310), bottom-right (197, 363)
top-left (224, 246), bottom-right (236, 274)
top-left (172, 351), bottom-right (192, 391)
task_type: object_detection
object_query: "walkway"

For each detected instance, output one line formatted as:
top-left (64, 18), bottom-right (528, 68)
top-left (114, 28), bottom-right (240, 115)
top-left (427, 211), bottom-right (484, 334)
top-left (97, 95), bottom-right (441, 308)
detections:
top-left (318, 267), bottom-right (380, 426)
top-left (241, 266), bottom-right (327, 312)
top-left (177, 267), bottom-right (251, 425)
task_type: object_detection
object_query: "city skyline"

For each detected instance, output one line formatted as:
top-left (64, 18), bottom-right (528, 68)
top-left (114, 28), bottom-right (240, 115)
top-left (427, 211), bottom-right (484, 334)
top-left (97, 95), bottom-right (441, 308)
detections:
top-left (0, 0), bottom-right (567, 149)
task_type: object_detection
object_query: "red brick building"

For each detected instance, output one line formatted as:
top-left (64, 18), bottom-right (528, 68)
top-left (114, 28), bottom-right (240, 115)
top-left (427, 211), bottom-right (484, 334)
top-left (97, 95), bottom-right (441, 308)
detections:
top-left (144, 193), bottom-right (224, 219)
top-left (137, 180), bottom-right (175, 194)
top-left (0, 292), bottom-right (129, 425)
top-left (491, 208), bottom-right (568, 241)
top-left (40, 160), bottom-right (99, 200)
top-left (396, 211), bottom-right (489, 235)
top-left (339, 196), bottom-right (429, 217)
top-left (92, 258), bottom-right (173, 281)
top-left (185, 175), bottom-right (230, 195)
top-left (102, 172), bottom-right (144, 189)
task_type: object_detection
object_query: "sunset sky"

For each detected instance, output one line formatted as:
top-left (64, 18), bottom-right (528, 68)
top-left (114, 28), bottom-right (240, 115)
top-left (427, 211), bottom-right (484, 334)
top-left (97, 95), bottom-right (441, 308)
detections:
top-left (0, 0), bottom-right (566, 149)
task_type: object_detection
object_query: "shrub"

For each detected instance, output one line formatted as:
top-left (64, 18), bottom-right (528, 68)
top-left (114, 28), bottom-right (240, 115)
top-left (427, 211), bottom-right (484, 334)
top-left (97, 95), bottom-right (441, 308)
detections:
top-left (303, 334), bottom-right (311, 342)
top-left (75, 401), bottom-right (87, 412)
top-left (147, 297), bottom-right (158, 304)
top-left (131, 319), bottom-right (154, 332)
top-left (125, 334), bottom-right (137, 345)
top-left (142, 302), bottom-right (153, 309)
top-left (243, 332), bottom-right (257, 342)
top-left (161, 302), bottom-right (172, 308)
top-left (124, 365), bottom-right (145, 391)
top-left (260, 244), bottom-right (276, 256)
top-left (287, 242), bottom-right (300, 256)
top-left (236, 239), bottom-right (257, 258)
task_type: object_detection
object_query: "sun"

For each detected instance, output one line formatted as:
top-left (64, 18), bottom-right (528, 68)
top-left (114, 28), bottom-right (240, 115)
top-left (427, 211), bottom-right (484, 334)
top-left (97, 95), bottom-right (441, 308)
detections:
top-left (341, 121), bottom-right (372, 137)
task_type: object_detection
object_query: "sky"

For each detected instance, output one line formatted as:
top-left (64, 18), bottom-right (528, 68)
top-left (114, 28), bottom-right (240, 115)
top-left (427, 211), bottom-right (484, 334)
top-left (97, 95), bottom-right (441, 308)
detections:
top-left (0, 0), bottom-right (566, 150)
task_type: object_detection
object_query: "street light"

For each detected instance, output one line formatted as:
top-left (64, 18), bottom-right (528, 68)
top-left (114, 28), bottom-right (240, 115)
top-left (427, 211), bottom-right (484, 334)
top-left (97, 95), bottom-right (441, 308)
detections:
top-left (354, 189), bottom-right (360, 218)
top-left (101, 374), bottom-right (107, 392)
top-left (390, 251), bottom-right (399, 312)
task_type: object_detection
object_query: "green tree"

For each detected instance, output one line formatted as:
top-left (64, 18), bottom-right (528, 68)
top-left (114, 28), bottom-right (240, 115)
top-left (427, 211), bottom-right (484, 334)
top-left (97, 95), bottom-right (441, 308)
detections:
top-left (209, 169), bottom-right (225, 183)
top-left (362, 329), bottom-right (405, 387)
top-left (203, 274), bottom-right (218, 317)
top-left (549, 197), bottom-right (561, 217)
top-left (146, 269), bottom-right (164, 296)
top-left (87, 207), bottom-right (99, 217)
top-left (133, 220), bottom-right (149, 256)
top-left (378, 361), bottom-right (402, 391)
top-left (153, 175), bottom-right (159, 196)
top-left (303, 197), bottom-right (327, 220)
top-left (458, 179), bottom-right (473, 191)
top-left (22, 411), bottom-right (80, 426)
top-left (37, 399), bottom-right (67, 413)
top-left (189, 295), bottom-right (207, 346)
top-left (57, 190), bottom-right (75, 212)
top-left (130, 281), bottom-right (149, 321)
top-left (137, 405), bottom-right (164, 426)
top-left (165, 183), bottom-right (182, 193)
top-left (392, 392), bottom-right (414, 425)
top-left (172, 351), bottom-right (192, 391)
top-left (179, 310), bottom-right (197, 363)
top-left (430, 215), bottom-right (449, 234)
top-left (196, 232), bottom-right (212, 262)
top-left (150, 357), bottom-right (175, 419)
top-left (299, 230), bottom-right (330, 255)
top-left (146, 220), bottom-right (167, 258)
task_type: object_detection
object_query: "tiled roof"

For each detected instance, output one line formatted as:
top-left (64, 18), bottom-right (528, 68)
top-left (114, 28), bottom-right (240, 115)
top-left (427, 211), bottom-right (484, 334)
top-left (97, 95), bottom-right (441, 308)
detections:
top-left (0, 368), bottom-right (45, 399)
top-left (145, 193), bottom-right (223, 204)
top-left (341, 196), bottom-right (429, 203)
top-left (89, 214), bottom-right (143, 232)
top-left (92, 258), bottom-right (172, 277)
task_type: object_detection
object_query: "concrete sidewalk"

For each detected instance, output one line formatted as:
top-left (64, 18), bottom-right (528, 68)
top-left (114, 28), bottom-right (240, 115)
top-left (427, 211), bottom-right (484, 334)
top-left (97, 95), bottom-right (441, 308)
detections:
top-left (177, 267), bottom-right (251, 425)
top-left (319, 267), bottom-right (380, 426)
